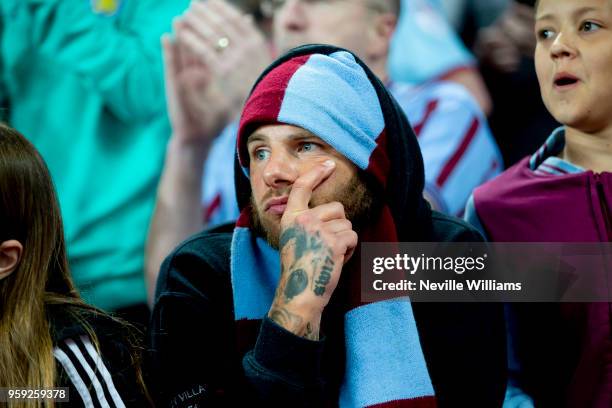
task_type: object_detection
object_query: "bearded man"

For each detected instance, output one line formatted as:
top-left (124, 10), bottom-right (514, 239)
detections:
top-left (148, 45), bottom-right (506, 407)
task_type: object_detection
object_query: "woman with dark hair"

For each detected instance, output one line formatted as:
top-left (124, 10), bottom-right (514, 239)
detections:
top-left (0, 123), bottom-right (150, 407)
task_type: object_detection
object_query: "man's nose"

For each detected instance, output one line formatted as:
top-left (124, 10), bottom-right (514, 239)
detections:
top-left (262, 150), bottom-right (299, 188)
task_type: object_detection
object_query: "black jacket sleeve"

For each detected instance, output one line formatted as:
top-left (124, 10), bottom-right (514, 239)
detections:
top-left (242, 318), bottom-right (326, 404)
top-left (147, 229), bottom-right (327, 407)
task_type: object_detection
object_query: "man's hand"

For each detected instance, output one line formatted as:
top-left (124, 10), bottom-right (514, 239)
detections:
top-left (164, 0), bottom-right (271, 144)
top-left (268, 160), bottom-right (358, 340)
top-left (162, 30), bottom-right (220, 146)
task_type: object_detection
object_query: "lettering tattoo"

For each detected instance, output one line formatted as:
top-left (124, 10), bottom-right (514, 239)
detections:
top-left (313, 256), bottom-right (335, 296)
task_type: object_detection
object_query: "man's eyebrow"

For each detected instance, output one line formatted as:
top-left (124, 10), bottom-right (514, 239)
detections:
top-left (247, 133), bottom-right (266, 145)
top-left (287, 132), bottom-right (321, 141)
top-left (247, 130), bottom-right (323, 144)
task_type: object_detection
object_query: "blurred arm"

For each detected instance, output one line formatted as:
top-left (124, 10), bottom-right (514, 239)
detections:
top-left (28, 0), bottom-right (181, 120)
top-left (145, 136), bottom-right (209, 306)
top-left (145, 1), bottom-right (270, 305)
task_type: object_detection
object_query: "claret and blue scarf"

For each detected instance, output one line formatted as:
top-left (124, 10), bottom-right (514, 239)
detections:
top-left (230, 45), bottom-right (436, 407)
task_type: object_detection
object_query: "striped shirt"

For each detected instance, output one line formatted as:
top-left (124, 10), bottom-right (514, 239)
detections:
top-left (391, 80), bottom-right (501, 216)
top-left (202, 80), bottom-right (502, 225)
top-left (529, 127), bottom-right (584, 176)
top-left (53, 335), bottom-right (126, 408)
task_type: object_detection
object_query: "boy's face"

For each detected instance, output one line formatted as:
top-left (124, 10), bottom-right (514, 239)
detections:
top-left (535, 0), bottom-right (612, 132)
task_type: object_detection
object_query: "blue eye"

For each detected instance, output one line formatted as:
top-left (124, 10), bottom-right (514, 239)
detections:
top-left (298, 142), bottom-right (319, 153)
top-left (253, 149), bottom-right (270, 161)
top-left (581, 21), bottom-right (602, 33)
top-left (302, 143), bottom-right (314, 151)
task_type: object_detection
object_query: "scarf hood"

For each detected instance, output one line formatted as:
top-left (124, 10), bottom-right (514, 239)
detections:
top-left (233, 44), bottom-right (432, 241)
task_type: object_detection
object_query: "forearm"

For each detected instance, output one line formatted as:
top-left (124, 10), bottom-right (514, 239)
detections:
top-left (145, 136), bottom-right (208, 305)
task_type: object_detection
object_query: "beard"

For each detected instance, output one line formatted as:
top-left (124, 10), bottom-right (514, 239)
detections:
top-left (251, 172), bottom-right (376, 249)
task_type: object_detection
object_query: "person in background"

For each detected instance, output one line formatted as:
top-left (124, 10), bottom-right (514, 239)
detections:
top-left (438, 0), bottom-right (507, 32)
top-left (0, 124), bottom-right (150, 407)
top-left (389, 0), bottom-right (493, 115)
top-left (466, 0), bottom-right (612, 405)
top-left (145, 0), bottom-right (502, 302)
top-left (145, 0), bottom-right (272, 304)
top-left (0, 0), bottom-right (187, 325)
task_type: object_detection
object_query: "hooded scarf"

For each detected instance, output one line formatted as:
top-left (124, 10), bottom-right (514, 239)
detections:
top-left (230, 45), bottom-right (436, 407)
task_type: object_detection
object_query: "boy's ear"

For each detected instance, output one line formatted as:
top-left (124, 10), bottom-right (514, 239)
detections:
top-left (0, 240), bottom-right (23, 280)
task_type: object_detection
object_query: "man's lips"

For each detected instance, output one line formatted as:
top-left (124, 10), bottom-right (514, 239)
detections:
top-left (553, 72), bottom-right (580, 90)
top-left (264, 196), bottom-right (289, 215)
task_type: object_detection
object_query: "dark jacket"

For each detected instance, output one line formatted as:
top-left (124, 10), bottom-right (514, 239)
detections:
top-left (148, 216), bottom-right (507, 407)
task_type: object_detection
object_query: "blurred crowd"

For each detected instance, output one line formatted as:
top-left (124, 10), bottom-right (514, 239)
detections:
top-left (1, 0), bottom-right (537, 320)
top-left (3, 0), bottom-right (610, 406)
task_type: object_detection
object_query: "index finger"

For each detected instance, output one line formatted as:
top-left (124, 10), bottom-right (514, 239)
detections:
top-left (206, 0), bottom-right (254, 37)
top-left (285, 160), bottom-right (336, 215)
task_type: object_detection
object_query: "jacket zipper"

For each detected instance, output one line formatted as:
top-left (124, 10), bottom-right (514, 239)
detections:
top-left (595, 173), bottom-right (612, 241)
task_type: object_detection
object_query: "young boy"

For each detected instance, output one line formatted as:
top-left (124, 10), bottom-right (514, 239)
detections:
top-left (466, 0), bottom-right (612, 406)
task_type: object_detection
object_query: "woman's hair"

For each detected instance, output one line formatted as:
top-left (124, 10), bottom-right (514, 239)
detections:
top-left (0, 124), bottom-right (147, 406)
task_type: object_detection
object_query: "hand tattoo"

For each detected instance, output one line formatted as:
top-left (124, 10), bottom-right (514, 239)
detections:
top-left (271, 224), bottom-right (337, 340)
top-left (280, 225), bottom-right (335, 298)
top-left (313, 256), bottom-right (335, 296)
top-left (268, 306), bottom-right (319, 340)
top-left (280, 226), bottom-right (323, 259)
top-left (269, 307), bottom-right (304, 331)
top-left (284, 269), bottom-right (308, 301)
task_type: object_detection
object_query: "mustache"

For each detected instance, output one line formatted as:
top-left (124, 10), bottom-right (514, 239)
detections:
top-left (260, 188), bottom-right (292, 203)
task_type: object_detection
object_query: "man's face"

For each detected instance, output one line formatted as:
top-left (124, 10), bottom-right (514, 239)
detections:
top-left (272, 0), bottom-right (378, 57)
top-left (247, 124), bottom-right (372, 248)
top-left (535, 0), bottom-right (612, 132)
